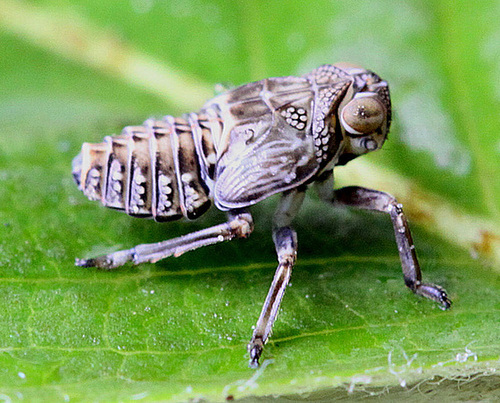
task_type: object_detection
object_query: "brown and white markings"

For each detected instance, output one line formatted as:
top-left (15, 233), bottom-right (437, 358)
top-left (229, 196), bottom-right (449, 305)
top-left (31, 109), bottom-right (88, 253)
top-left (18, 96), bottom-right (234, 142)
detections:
top-left (72, 63), bottom-right (451, 368)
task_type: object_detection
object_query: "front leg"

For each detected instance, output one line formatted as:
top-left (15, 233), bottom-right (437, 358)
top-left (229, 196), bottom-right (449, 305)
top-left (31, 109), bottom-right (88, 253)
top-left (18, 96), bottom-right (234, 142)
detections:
top-left (316, 175), bottom-right (450, 309)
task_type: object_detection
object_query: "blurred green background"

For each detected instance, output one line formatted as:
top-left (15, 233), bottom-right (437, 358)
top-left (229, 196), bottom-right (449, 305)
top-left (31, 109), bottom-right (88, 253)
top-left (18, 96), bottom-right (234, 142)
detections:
top-left (0, 0), bottom-right (499, 401)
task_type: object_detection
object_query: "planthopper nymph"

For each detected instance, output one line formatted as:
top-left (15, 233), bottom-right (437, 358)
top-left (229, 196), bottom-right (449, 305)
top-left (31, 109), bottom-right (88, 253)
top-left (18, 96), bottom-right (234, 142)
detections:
top-left (72, 63), bottom-right (451, 368)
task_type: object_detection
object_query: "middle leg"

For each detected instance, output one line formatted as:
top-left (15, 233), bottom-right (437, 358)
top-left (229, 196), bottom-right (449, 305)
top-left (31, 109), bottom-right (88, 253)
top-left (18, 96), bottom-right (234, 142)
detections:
top-left (248, 188), bottom-right (305, 368)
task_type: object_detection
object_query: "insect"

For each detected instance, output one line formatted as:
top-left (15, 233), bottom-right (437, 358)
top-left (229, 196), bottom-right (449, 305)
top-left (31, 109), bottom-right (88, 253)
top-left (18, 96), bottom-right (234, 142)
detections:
top-left (72, 63), bottom-right (451, 368)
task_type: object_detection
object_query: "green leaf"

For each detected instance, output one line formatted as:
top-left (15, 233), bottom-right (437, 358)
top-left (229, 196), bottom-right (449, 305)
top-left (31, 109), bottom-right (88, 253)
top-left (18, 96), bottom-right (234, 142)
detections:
top-left (0, 0), bottom-right (499, 401)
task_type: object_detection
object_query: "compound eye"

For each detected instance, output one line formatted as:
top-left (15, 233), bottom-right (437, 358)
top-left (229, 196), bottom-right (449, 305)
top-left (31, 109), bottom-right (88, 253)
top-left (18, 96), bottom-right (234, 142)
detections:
top-left (341, 97), bottom-right (385, 135)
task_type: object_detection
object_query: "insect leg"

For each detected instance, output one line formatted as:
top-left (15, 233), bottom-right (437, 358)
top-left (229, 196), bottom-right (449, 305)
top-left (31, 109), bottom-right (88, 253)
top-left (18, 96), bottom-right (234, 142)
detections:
top-left (248, 189), bottom-right (305, 368)
top-left (323, 184), bottom-right (451, 310)
top-left (76, 210), bottom-right (253, 269)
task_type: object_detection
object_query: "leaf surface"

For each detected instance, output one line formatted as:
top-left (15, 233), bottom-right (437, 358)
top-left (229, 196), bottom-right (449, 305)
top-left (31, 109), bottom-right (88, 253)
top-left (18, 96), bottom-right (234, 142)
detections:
top-left (0, 0), bottom-right (499, 401)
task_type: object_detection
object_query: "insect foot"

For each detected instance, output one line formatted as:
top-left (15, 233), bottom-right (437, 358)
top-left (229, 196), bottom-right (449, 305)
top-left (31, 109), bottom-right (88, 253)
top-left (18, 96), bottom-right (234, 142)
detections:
top-left (75, 249), bottom-right (134, 270)
top-left (412, 282), bottom-right (451, 310)
top-left (248, 337), bottom-right (264, 369)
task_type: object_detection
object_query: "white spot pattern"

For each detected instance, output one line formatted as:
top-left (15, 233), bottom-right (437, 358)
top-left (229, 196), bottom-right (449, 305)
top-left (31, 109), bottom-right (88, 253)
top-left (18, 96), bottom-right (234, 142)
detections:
top-left (281, 106), bottom-right (307, 131)
top-left (157, 174), bottom-right (173, 213)
top-left (129, 165), bottom-right (147, 214)
top-left (106, 159), bottom-right (124, 206)
top-left (84, 168), bottom-right (101, 201)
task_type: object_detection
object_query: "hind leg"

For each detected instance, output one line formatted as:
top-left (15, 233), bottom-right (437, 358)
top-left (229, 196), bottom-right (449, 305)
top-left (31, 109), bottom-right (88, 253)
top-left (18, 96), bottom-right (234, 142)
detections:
top-left (76, 210), bottom-right (253, 269)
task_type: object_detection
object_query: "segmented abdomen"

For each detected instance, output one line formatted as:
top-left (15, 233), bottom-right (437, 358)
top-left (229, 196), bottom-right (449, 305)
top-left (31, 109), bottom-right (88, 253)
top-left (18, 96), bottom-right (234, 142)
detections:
top-left (72, 114), bottom-right (217, 221)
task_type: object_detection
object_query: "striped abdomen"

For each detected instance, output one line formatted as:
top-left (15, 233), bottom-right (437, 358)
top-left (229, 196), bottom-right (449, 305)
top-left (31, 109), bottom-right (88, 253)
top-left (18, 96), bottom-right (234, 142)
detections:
top-left (72, 114), bottom-right (219, 221)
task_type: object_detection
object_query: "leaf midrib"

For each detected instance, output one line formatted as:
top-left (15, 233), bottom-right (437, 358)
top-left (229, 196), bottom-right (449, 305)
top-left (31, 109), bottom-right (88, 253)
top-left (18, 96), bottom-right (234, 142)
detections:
top-left (1, 309), bottom-right (498, 356)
